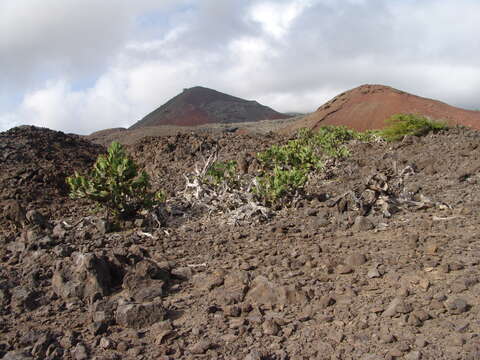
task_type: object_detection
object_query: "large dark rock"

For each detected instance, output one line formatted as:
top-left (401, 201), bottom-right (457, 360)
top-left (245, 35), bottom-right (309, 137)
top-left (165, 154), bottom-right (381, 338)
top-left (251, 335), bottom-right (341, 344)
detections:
top-left (52, 253), bottom-right (112, 300)
top-left (115, 301), bottom-right (166, 329)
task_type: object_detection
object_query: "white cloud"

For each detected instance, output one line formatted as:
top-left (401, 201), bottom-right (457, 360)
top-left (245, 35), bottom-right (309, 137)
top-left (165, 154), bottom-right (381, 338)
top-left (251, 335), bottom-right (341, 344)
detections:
top-left (2, 0), bottom-right (480, 134)
top-left (250, 0), bottom-right (312, 39)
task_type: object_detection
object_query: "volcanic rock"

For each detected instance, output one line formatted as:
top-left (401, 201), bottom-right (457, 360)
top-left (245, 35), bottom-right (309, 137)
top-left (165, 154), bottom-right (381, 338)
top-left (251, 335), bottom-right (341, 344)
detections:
top-left (115, 301), bottom-right (166, 329)
top-left (52, 253), bottom-right (112, 300)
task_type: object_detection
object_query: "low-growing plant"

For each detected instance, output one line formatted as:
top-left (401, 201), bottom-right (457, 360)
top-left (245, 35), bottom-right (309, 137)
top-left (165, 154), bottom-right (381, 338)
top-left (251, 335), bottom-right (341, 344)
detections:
top-left (298, 125), bottom-right (377, 158)
top-left (253, 125), bottom-right (377, 205)
top-left (379, 113), bottom-right (448, 141)
top-left (67, 141), bottom-right (163, 219)
top-left (254, 166), bottom-right (309, 204)
top-left (206, 160), bottom-right (238, 187)
top-left (257, 141), bottom-right (323, 171)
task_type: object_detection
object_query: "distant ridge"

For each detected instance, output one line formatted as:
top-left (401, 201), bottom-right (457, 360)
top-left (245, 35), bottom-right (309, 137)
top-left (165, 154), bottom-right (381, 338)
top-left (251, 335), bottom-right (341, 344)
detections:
top-left (282, 84), bottom-right (480, 133)
top-left (130, 86), bottom-right (289, 129)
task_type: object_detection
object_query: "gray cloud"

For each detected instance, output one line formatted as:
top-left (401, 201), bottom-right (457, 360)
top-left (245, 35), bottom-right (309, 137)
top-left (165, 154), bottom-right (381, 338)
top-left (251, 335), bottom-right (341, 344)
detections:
top-left (1, 0), bottom-right (480, 134)
top-left (0, 0), bottom-right (170, 92)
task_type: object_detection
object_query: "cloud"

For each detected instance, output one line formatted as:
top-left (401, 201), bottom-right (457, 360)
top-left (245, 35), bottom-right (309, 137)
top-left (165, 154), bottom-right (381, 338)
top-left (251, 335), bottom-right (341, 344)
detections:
top-left (1, 0), bottom-right (480, 134)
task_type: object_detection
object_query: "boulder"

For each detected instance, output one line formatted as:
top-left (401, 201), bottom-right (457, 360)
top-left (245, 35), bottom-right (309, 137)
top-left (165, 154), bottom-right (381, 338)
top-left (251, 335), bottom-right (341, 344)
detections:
top-left (115, 301), bottom-right (166, 329)
top-left (245, 276), bottom-right (306, 306)
top-left (52, 253), bottom-right (112, 300)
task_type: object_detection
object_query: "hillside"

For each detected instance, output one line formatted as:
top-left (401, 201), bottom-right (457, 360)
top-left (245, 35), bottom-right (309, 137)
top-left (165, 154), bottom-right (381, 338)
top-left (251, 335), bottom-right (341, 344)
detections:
top-left (2, 124), bottom-right (480, 358)
top-left (129, 86), bottom-right (289, 129)
top-left (283, 84), bottom-right (480, 133)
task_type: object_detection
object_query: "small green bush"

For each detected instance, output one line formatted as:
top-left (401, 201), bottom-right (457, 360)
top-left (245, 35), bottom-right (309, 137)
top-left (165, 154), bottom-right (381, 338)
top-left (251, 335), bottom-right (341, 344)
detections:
top-left (206, 160), bottom-right (238, 186)
top-left (254, 166), bottom-right (309, 204)
top-left (67, 141), bottom-right (163, 219)
top-left (298, 126), bottom-right (377, 158)
top-left (253, 125), bottom-right (375, 205)
top-left (257, 141), bottom-right (323, 171)
top-left (379, 113), bottom-right (448, 141)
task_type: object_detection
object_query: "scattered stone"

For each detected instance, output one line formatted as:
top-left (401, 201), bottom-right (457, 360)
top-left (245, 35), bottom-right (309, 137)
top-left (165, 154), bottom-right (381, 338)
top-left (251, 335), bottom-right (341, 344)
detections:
top-left (353, 216), bottom-right (374, 232)
top-left (425, 242), bottom-right (439, 255)
top-left (52, 253), bottom-right (112, 300)
top-left (2, 351), bottom-right (33, 360)
top-left (189, 340), bottom-right (212, 354)
top-left (73, 343), bottom-right (89, 360)
top-left (245, 350), bottom-right (263, 360)
top-left (150, 320), bottom-right (173, 344)
top-left (367, 266), bottom-right (381, 278)
top-left (99, 337), bottom-right (113, 349)
top-left (415, 337), bottom-right (428, 348)
top-left (245, 276), bottom-right (306, 306)
top-left (10, 287), bottom-right (38, 312)
top-left (383, 297), bottom-right (404, 317)
top-left (313, 216), bottom-right (330, 228)
top-left (52, 223), bottom-right (67, 239)
top-left (450, 263), bottom-right (464, 271)
top-left (95, 219), bottom-right (111, 234)
top-left (319, 296), bottom-right (336, 309)
top-left (446, 298), bottom-right (469, 314)
top-left (59, 331), bottom-right (77, 350)
top-left (122, 274), bottom-right (165, 302)
top-left (229, 318), bottom-right (246, 329)
top-left (116, 342), bottom-right (129, 352)
top-left (262, 319), bottom-right (280, 336)
top-left (223, 305), bottom-right (241, 317)
top-left (171, 267), bottom-right (193, 280)
top-left (408, 313), bottom-right (422, 327)
top-left (90, 320), bottom-right (108, 336)
top-left (381, 334), bottom-right (396, 344)
top-left (412, 309), bottom-right (430, 322)
top-left (212, 270), bottom-right (249, 305)
top-left (115, 301), bottom-right (166, 329)
top-left (346, 253), bottom-right (367, 266)
top-left (454, 320), bottom-right (470, 333)
top-left (336, 265), bottom-right (353, 274)
top-left (306, 208), bottom-right (318, 216)
top-left (450, 335), bottom-right (465, 346)
top-left (405, 351), bottom-right (421, 360)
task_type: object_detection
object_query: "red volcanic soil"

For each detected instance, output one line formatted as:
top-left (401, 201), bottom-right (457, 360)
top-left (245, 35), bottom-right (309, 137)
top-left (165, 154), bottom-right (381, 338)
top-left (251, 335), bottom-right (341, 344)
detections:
top-left (283, 84), bottom-right (480, 133)
top-left (130, 86), bottom-right (288, 129)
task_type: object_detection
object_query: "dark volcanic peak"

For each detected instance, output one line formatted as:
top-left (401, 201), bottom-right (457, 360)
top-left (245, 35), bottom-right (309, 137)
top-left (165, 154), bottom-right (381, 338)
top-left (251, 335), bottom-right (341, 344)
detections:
top-left (283, 84), bottom-right (480, 133)
top-left (130, 86), bottom-right (289, 129)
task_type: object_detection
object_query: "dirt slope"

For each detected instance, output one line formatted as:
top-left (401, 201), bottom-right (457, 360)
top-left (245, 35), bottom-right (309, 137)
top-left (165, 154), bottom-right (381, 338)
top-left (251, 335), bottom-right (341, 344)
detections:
top-left (129, 86), bottom-right (289, 129)
top-left (2, 125), bottom-right (480, 359)
top-left (283, 84), bottom-right (480, 133)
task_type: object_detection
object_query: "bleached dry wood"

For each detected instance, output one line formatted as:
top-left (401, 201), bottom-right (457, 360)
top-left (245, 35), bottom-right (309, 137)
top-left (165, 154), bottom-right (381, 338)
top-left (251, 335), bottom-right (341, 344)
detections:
top-left (180, 150), bottom-right (270, 224)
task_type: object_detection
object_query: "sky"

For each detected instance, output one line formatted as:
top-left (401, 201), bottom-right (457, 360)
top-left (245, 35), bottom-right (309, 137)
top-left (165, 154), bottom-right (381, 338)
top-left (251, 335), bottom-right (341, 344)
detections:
top-left (1, 0), bottom-right (479, 134)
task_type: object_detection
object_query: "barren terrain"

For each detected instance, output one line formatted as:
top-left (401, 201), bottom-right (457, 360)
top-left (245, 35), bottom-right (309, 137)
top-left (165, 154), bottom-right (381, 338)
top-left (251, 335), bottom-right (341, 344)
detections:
top-left (1, 124), bottom-right (480, 360)
top-left (283, 84), bottom-right (480, 133)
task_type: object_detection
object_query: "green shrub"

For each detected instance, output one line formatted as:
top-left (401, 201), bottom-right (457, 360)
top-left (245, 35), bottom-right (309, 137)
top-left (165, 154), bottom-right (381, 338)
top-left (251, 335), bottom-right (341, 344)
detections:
top-left (379, 113), bottom-right (448, 141)
top-left (257, 140), bottom-right (323, 171)
top-left (298, 125), bottom-right (377, 158)
top-left (255, 131), bottom-right (322, 205)
top-left (66, 141), bottom-right (163, 219)
top-left (206, 160), bottom-right (238, 186)
top-left (254, 166), bottom-right (309, 204)
top-left (254, 126), bottom-right (376, 205)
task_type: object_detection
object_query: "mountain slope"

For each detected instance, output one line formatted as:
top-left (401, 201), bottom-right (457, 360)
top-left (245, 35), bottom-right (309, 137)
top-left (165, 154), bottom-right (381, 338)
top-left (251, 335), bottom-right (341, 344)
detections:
top-left (130, 86), bottom-right (288, 129)
top-left (283, 84), bottom-right (480, 133)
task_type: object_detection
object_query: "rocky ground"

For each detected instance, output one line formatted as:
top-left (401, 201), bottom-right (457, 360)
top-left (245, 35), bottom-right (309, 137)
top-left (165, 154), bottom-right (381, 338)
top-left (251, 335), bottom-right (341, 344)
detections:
top-left (1, 125), bottom-right (480, 359)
